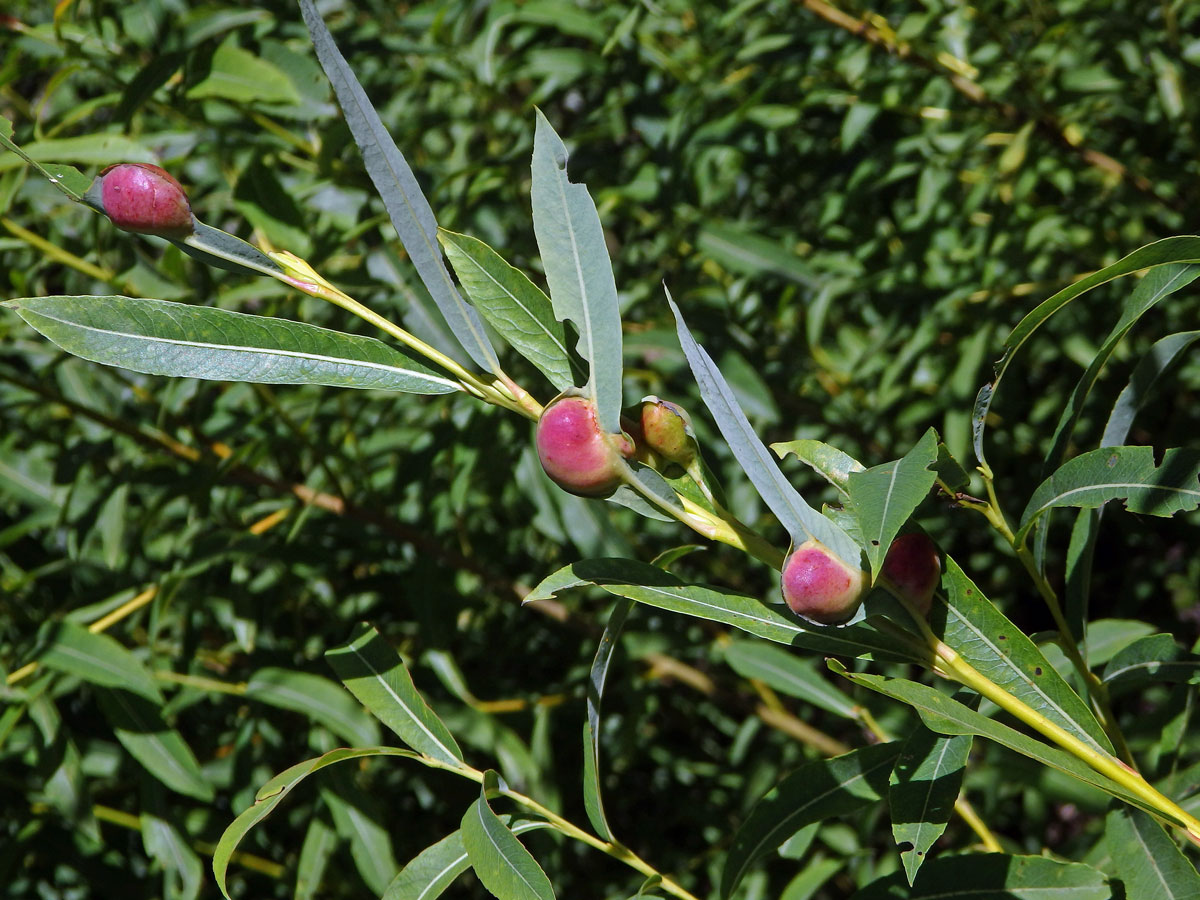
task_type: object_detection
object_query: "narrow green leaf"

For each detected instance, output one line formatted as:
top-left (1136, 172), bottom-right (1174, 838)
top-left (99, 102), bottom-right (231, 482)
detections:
top-left (851, 853), bottom-right (1110, 899)
top-left (438, 229), bottom-right (574, 391)
top-left (245, 667), bottom-right (380, 747)
top-left (298, 0), bottom-right (499, 373)
top-left (0, 132), bottom-right (155, 173)
top-left (141, 810), bottom-right (204, 900)
top-left (1106, 807), bottom-right (1200, 899)
top-left (889, 723), bottom-right (972, 884)
top-left (696, 222), bottom-right (820, 286)
top-left (213, 747), bottom-right (416, 899)
top-left (827, 663), bottom-right (1160, 820)
top-left (320, 770), bottom-right (400, 894)
top-left (1043, 264), bottom-right (1200, 475)
top-left (0, 118), bottom-right (92, 200)
top-left (668, 291), bottom-right (861, 568)
top-left (461, 786), bottom-right (556, 900)
top-left (723, 639), bottom-right (858, 718)
top-left (720, 743), bottom-right (900, 899)
top-left (325, 624), bottom-right (464, 767)
top-left (771, 439), bottom-right (865, 499)
top-left (385, 831), bottom-right (469, 900)
top-left (935, 557), bottom-right (1114, 756)
top-left (1102, 634), bottom-right (1200, 694)
top-left (5, 295), bottom-right (460, 394)
top-left (295, 816), bottom-right (339, 900)
top-left (530, 110), bottom-right (623, 432)
top-left (383, 820), bottom-right (550, 900)
top-left (525, 558), bottom-right (925, 664)
top-left (186, 38), bottom-right (302, 105)
top-left (37, 621), bottom-right (162, 704)
top-left (1067, 329), bottom-right (1200, 639)
top-left (846, 429), bottom-right (939, 573)
top-left (1017, 446), bottom-right (1200, 544)
top-left (583, 600), bottom-right (632, 840)
top-left (95, 688), bottom-right (213, 802)
top-left (973, 235), bottom-right (1200, 467)
top-left (1103, 330), bottom-right (1200, 448)
top-left (174, 220), bottom-right (286, 277)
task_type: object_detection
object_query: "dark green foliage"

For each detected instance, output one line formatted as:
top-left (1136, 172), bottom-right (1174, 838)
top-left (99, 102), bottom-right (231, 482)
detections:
top-left (3, 1), bottom-right (1200, 898)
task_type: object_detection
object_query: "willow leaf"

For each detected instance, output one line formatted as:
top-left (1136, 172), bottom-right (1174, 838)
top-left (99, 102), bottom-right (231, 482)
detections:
top-left (1017, 446), bottom-right (1200, 545)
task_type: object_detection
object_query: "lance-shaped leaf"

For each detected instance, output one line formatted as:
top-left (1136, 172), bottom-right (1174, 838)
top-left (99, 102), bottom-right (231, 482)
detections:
top-left (530, 110), bottom-right (624, 432)
top-left (851, 853), bottom-right (1110, 899)
top-left (720, 743), bottom-right (900, 898)
top-left (1043, 264), bottom-right (1200, 475)
top-left (325, 624), bottom-right (464, 767)
top-left (172, 220), bottom-right (286, 277)
top-left (298, 0), bottom-right (499, 373)
top-left (4, 295), bottom-right (460, 394)
top-left (140, 809), bottom-right (204, 900)
top-left (1105, 807), bottom-right (1200, 900)
top-left (438, 229), bottom-right (574, 391)
top-left (934, 557), bottom-right (1113, 756)
top-left (461, 781), bottom-right (556, 900)
top-left (0, 116), bottom-right (93, 201)
top-left (296, 817), bottom-right (338, 900)
top-left (1102, 634), bottom-right (1200, 694)
top-left (1017, 446), bottom-right (1200, 545)
top-left (213, 747), bottom-right (417, 900)
top-left (723, 639), bottom-right (858, 718)
top-left (846, 429), bottom-right (939, 574)
top-left (973, 235), bottom-right (1200, 467)
top-left (245, 667), bottom-right (380, 747)
top-left (826, 662), bottom-right (1161, 821)
top-left (1103, 330), bottom-right (1200, 449)
top-left (772, 439), bottom-right (865, 500)
top-left (583, 599), bottom-right (632, 840)
top-left (1066, 329), bottom-right (1200, 637)
top-left (320, 768), bottom-right (399, 894)
top-left (525, 557), bottom-right (925, 664)
top-left (383, 819), bottom-right (551, 900)
top-left (95, 688), bottom-right (213, 802)
top-left (37, 621), bottom-right (162, 704)
top-left (889, 722), bottom-right (972, 884)
top-left (668, 292), bottom-right (861, 568)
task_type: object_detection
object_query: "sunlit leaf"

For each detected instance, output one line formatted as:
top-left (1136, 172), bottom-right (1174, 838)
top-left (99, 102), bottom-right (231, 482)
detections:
top-left (530, 109), bottom-right (623, 432)
top-left (5, 295), bottom-right (460, 394)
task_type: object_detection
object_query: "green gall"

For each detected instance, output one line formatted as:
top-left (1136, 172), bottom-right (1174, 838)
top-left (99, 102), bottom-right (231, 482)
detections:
top-left (640, 398), bottom-right (695, 466)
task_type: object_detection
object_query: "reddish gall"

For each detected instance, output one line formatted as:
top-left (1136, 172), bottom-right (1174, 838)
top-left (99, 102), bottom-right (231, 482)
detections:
top-left (536, 395), bottom-right (634, 497)
top-left (781, 539), bottom-right (866, 625)
top-left (98, 163), bottom-right (194, 238)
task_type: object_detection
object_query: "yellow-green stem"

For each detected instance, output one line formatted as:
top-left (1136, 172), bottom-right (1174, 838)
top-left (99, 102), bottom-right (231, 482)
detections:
top-left (92, 804), bottom-right (285, 878)
top-left (895, 596), bottom-right (1200, 842)
top-left (623, 469), bottom-right (785, 569)
top-left (977, 467), bottom-right (1132, 762)
top-left (266, 253), bottom-right (538, 419)
top-left (443, 761), bottom-right (700, 900)
top-left (7, 585), bottom-right (158, 687)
